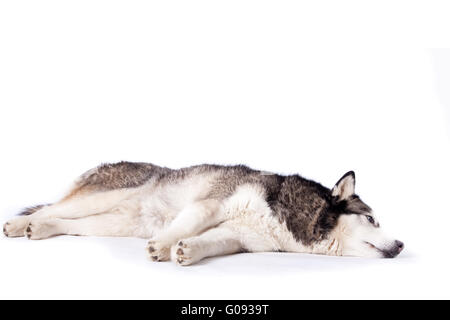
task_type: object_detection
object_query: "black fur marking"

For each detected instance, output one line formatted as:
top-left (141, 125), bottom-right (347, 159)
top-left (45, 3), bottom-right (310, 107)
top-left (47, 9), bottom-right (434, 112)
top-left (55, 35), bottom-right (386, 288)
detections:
top-left (270, 175), bottom-right (372, 246)
top-left (18, 204), bottom-right (50, 216)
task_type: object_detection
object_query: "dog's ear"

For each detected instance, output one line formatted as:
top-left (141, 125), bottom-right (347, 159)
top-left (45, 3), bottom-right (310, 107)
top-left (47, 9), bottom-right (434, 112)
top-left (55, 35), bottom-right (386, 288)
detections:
top-left (331, 171), bottom-right (355, 201)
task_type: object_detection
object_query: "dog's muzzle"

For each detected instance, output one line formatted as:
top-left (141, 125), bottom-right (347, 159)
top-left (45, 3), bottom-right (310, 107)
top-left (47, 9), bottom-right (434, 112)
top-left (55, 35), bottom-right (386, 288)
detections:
top-left (383, 240), bottom-right (404, 258)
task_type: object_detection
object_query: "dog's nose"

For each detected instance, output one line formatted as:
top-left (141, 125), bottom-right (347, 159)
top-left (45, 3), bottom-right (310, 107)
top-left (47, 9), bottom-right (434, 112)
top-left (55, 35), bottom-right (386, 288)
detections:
top-left (395, 240), bottom-right (404, 253)
top-left (383, 240), bottom-right (405, 258)
top-left (383, 240), bottom-right (404, 258)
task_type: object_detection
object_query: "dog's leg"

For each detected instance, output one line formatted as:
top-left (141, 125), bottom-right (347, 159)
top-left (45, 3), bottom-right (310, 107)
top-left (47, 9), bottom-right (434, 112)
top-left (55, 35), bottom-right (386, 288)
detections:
top-left (146, 199), bottom-right (222, 262)
top-left (4, 188), bottom-right (139, 238)
top-left (25, 212), bottom-right (148, 240)
top-left (171, 226), bottom-right (242, 266)
top-left (34, 188), bottom-right (139, 220)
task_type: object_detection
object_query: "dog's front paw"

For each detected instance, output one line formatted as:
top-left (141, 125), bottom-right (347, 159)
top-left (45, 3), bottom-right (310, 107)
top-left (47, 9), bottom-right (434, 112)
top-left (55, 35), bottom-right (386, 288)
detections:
top-left (25, 220), bottom-right (59, 240)
top-left (172, 240), bottom-right (202, 266)
top-left (3, 217), bottom-right (30, 238)
top-left (146, 240), bottom-right (171, 262)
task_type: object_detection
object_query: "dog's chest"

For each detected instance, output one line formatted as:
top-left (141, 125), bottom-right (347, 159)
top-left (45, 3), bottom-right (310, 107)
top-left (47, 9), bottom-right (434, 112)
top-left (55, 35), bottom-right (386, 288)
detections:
top-left (219, 184), bottom-right (307, 252)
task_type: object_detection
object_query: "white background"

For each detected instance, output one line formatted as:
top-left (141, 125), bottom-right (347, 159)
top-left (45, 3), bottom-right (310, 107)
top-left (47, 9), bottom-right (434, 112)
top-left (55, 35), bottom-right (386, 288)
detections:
top-left (1, 1), bottom-right (449, 299)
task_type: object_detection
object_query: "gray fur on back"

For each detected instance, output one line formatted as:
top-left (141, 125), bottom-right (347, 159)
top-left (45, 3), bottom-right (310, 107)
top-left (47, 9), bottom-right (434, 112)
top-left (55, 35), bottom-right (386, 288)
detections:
top-left (77, 161), bottom-right (172, 191)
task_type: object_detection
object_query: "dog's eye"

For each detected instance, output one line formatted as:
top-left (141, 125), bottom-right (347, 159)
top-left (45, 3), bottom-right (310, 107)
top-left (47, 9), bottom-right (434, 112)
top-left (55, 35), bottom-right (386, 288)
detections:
top-left (366, 215), bottom-right (375, 224)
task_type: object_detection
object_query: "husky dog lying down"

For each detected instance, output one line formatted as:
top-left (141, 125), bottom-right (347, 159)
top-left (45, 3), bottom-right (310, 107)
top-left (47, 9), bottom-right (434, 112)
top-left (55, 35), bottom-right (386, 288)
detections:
top-left (3, 162), bottom-right (404, 265)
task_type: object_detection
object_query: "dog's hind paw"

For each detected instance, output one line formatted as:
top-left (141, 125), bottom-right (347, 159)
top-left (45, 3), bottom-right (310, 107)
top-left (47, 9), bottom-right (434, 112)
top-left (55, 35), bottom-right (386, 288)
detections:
top-left (25, 220), bottom-right (59, 240)
top-left (3, 217), bottom-right (30, 238)
top-left (146, 240), bottom-right (171, 262)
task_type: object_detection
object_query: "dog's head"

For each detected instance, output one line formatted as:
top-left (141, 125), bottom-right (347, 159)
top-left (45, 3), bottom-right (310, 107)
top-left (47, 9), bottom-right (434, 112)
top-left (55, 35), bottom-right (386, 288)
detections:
top-left (329, 171), bottom-right (404, 258)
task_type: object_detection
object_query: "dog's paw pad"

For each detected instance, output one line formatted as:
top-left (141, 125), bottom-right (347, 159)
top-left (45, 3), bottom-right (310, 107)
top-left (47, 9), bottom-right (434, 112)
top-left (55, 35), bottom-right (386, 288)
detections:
top-left (25, 224), bottom-right (33, 239)
top-left (3, 222), bottom-right (9, 237)
top-left (173, 241), bottom-right (200, 266)
top-left (146, 240), bottom-right (170, 262)
top-left (177, 241), bottom-right (187, 248)
top-left (24, 220), bottom-right (58, 240)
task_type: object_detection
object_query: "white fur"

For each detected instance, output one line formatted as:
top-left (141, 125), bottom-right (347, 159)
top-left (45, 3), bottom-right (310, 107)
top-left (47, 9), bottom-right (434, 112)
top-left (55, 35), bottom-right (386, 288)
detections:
top-left (336, 213), bottom-right (398, 258)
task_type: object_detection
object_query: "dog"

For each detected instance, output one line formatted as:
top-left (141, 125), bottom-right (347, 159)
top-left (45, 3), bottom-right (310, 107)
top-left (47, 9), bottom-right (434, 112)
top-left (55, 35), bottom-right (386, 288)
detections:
top-left (3, 162), bottom-right (404, 265)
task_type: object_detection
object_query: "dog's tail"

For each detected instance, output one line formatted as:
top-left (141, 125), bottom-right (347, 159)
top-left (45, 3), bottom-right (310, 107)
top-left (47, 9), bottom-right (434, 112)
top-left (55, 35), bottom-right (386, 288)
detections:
top-left (18, 204), bottom-right (51, 216)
